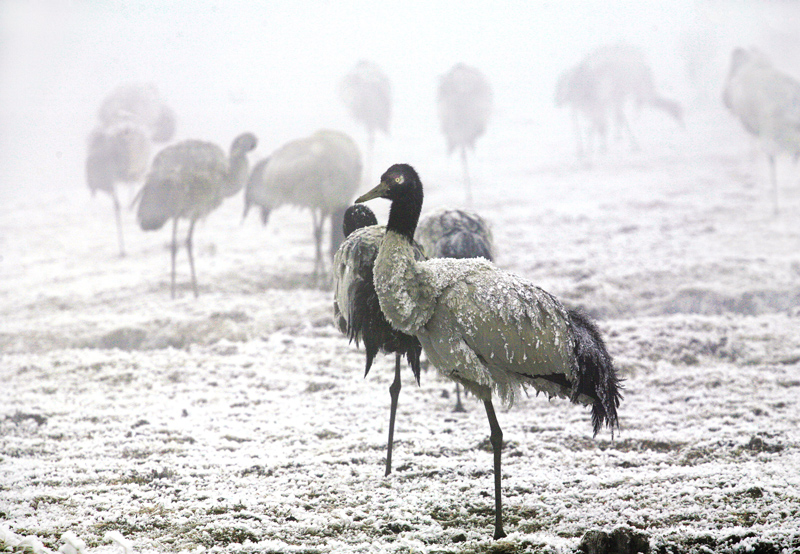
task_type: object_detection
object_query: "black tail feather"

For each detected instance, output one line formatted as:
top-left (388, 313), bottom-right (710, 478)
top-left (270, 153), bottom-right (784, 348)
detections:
top-left (568, 309), bottom-right (622, 436)
top-left (350, 276), bottom-right (422, 385)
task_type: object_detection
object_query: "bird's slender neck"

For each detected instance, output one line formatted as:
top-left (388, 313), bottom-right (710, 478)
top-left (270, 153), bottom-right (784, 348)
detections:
top-left (386, 187), bottom-right (423, 242)
top-left (226, 150), bottom-right (250, 194)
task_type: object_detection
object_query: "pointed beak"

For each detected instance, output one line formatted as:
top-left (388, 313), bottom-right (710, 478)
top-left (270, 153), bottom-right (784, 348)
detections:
top-left (355, 179), bottom-right (390, 203)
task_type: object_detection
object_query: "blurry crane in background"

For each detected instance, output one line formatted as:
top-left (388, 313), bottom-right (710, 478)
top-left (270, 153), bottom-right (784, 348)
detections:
top-left (98, 82), bottom-right (177, 144)
top-left (244, 129), bottom-right (362, 278)
top-left (555, 43), bottom-right (683, 160)
top-left (415, 207), bottom-right (495, 412)
top-left (356, 163), bottom-right (621, 540)
top-left (340, 60), bottom-right (391, 183)
top-left (723, 47), bottom-right (800, 214)
top-left (333, 204), bottom-right (425, 476)
top-left (437, 63), bottom-right (493, 206)
top-left (85, 120), bottom-right (150, 257)
top-left (135, 132), bottom-right (258, 298)
top-left (86, 82), bottom-right (177, 256)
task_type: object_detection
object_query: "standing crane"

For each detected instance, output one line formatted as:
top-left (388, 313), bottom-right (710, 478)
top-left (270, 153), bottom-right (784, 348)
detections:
top-left (135, 132), bottom-right (258, 298)
top-left (356, 163), bottom-right (621, 540)
top-left (723, 47), bottom-right (800, 214)
top-left (87, 82), bottom-right (177, 256)
top-left (85, 119), bottom-right (150, 257)
top-left (340, 60), bottom-right (391, 183)
top-left (437, 63), bottom-right (493, 206)
top-left (333, 204), bottom-right (425, 476)
top-left (555, 43), bottom-right (683, 160)
top-left (415, 207), bottom-right (494, 411)
top-left (244, 129), bottom-right (362, 277)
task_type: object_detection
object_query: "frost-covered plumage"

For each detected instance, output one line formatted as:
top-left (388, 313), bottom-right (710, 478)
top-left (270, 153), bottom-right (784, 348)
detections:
top-left (722, 47), bottom-right (800, 214)
top-left (437, 63), bottom-right (492, 205)
top-left (357, 163), bottom-right (621, 539)
top-left (245, 129), bottom-right (362, 276)
top-left (85, 120), bottom-right (150, 257)
top-left (333, 205), bottom-right (425, 476)
top-left (415, 207), bottom-right (494, 262)
top-left (415, 207), bottom-right (495, 410)
top-left (555, 43), bottom-right (683, 159)
top-left (135, 132), bottom-right (257, 298)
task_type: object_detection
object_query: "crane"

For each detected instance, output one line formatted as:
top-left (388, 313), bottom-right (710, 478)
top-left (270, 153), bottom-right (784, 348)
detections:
top-left (723, 47), bottom-right (800, 214)
top-left (135, 133), bottom-right (257, 298)
top-left (244, 129), bottom-right (362, 277)
top-left (437, 63), bottom-right (492, 205)
top-left (356, 163), bottom-right (622, 539)
top-left (333, 204), bottom-right (426, 476)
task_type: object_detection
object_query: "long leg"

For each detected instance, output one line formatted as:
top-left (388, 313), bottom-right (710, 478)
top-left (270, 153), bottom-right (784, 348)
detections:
top-left (483, 399), bottom-right (506, 540)
top-left (460, 146), bottom-right (473, 206)
top-left (186, 218), bottom-right (198, 298)
top-left (311, 210), bottom-right (323, 276)
top-left (453, 383), bottom-right (466, 413)
top-left (385, 353), bottom-right (402, 477)
top-left (170, 217), bottom-right (179, 299)
top-left (768, 154), bottom-right (779, 215)
top-left (111, 186), bottom-right (126, 257)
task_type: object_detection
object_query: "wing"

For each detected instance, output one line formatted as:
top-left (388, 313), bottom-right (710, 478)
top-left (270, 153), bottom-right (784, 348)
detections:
top-left (417, 261), bottom-right (575, 405)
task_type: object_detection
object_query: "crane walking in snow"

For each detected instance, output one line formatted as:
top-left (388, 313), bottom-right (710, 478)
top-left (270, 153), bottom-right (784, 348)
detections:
top-left (723, 47), bottom-right (800, 214)
top-left (437, 64), bottom-right (493, 205)
top-left (555, 43), bottom-right (683, 160)
top-left (415, 207), bottom-right (495, 411)
top-left (356, 164), bottom-right (622, 539)
top-left (244, 130), bottom-right (362, 278)
top-left (135, 132), bottom-right (257, 298)
top-left (333, 204), bottom-right (425, 476)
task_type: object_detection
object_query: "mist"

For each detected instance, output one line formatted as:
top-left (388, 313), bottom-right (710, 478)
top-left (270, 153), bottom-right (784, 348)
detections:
top-left (2, 0), bottom-right (798, 201)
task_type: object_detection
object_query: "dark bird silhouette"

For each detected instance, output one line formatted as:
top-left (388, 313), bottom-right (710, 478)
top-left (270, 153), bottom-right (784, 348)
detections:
top-left (415, 207), bottom-right (494, 411)
top-left (555, 43), bottom-right (683, 160)
top-left (98, 82), bottom-right (176, 143)
top-left (437, 63), bottom-right (493, 205)
top-left (333, 204), bottom-right (425, 476)
top-left (340, 60), bottom-right (391, 182)
top-left (85, 119), bottom-right (151, 257)
top-left (356, 164), bottom-right (622, 539)
top-left (723, 47), bottom-right (800, 214)
top-left (135, 132), bottom-right (257, 298)
top-left (244, 129), bottom-right (362, 277)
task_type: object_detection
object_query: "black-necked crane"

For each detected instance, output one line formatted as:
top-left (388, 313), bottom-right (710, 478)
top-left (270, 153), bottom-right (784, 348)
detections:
top-left (340, 60), bottom-right (391, 182)
top-left (415, 207), bottom-right (494, 412)
top-left (723, 47), bottom-right (800, 215)
top-left (135, 132), bottom-right (257, 298)
top-left (356, 164), bottom-right (622, 539)
top-left (333, 204), bottom-right (425, 476)
top-left (244, 129), bottom-right (362, 277)
top-left (437, 63), bottom-right (492, 206)
top-left (85, 119), bottom-right (150, 257)
top-left (555, 43), bottom-right (683, 160)
top-left (98, 82), bottom-right (176, 143)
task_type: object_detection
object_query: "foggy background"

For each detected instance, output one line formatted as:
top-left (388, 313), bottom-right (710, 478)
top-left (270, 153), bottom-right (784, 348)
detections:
top-left (2, 0), bottom-right (799, 202)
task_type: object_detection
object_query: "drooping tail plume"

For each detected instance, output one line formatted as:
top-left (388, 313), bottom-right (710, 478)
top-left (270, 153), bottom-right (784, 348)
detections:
top-left (568, 309), bottom-right (622, 436)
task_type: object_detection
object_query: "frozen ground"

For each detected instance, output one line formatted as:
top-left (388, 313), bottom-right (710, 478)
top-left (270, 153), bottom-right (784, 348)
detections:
top-left (2, 97), bottom-right (800, 554)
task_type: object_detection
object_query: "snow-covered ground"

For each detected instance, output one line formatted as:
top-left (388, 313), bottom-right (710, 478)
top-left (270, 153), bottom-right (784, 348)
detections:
top-left (3, 2), bottom-right (800, 553)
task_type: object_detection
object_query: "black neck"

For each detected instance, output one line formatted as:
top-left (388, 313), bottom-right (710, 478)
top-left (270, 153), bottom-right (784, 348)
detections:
top-left (386, 185), bottom-right (423, 242)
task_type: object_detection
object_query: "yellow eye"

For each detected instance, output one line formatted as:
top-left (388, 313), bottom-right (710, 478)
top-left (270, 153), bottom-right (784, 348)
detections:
top-left (395, 175), bottom-right (404, 184)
